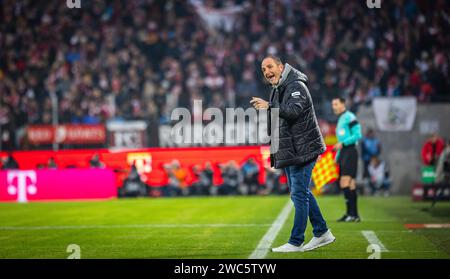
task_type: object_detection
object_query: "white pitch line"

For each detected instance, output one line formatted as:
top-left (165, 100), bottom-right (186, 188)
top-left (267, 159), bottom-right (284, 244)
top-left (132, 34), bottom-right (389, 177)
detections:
top-left (0, 223), bottom-right (271, 231)
top-left (249, 200), bottom-right (293, 259)
top-left (361, 230), bottom-right (389, 252)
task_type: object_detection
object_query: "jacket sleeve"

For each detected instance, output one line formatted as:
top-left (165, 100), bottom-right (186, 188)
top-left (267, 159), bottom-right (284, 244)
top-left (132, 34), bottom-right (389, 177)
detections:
top-left (421, 143), bottom-right (431, 165)
top-left (278, 81), bottom-right (309, 121)
top-left (342, 120), bottom-right (362, 146)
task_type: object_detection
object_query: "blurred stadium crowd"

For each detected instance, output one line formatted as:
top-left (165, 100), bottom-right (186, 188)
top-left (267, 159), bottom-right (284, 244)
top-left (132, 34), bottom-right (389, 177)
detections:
top-left (1, 0), bottom-right (449, 150)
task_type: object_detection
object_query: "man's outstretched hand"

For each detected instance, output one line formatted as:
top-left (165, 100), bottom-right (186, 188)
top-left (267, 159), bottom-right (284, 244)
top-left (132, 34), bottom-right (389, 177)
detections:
top-left (250, 97), bottom-right (269, 110)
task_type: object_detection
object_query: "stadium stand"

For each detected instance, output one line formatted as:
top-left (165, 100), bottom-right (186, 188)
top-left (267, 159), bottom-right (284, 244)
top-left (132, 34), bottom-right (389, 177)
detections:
top-left (1, 0), bottom-right (449, 151)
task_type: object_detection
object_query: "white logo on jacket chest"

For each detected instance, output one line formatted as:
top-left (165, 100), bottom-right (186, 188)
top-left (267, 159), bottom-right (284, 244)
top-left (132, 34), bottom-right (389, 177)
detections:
top-left (338, 129), bottom-right (346, 136)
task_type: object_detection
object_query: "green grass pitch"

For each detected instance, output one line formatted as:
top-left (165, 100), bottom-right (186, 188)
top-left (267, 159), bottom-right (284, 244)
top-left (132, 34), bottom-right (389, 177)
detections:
top-left (0, 196), bottom-right (449, 259)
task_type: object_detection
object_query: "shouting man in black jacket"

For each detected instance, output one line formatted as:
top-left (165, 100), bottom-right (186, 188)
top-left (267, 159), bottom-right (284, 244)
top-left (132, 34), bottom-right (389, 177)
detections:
top-left (251, 55), bottom-right (335, 252)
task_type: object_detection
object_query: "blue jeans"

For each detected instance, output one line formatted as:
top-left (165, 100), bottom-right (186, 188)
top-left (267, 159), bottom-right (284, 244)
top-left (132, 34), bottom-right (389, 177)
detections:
top-left (285, 161), bottom-right (328, 246)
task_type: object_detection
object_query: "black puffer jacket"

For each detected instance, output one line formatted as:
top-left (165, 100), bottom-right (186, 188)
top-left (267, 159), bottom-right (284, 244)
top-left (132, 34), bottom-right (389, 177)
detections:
top-left (268, 64), bottom-right (326, 169)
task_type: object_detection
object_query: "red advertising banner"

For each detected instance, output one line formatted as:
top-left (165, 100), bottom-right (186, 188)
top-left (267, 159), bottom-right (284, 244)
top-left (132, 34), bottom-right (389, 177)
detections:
top-left (0, 146), bottom-right (336, 201)
top-left (0, 169), bottom-right (117, 202)
top-left (27, 125), bottom-right (106, 145)
top-left (0, 146), bottom-right (268, 187)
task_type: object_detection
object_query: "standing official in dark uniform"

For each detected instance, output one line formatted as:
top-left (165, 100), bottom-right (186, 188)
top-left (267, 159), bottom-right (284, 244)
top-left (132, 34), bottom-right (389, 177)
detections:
top-left (332, 97), bottom-right (363, 222)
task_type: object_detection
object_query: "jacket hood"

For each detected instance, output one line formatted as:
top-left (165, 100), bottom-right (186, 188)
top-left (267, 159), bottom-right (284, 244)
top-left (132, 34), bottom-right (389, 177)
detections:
top-left (273, 63), bottom-right (308, 89)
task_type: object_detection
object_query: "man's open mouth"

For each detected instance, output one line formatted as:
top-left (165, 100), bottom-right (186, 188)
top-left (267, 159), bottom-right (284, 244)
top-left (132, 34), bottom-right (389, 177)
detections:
top-left (266, 74), bottom-right (275, 81)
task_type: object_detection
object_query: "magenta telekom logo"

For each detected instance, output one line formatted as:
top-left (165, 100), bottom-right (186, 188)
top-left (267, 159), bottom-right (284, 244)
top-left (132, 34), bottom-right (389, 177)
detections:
top-left (7, 171), bottom-right (37, 203)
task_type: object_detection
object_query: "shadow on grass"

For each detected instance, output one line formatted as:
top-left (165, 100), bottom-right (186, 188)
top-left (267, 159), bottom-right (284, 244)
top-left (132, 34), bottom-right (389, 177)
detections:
top-left (429, 207), bottom-right (450, 218)
top-left (420, 204), bottom-right (450, 219)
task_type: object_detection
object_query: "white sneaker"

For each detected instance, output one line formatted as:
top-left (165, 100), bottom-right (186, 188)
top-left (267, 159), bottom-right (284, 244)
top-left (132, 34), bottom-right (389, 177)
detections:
top-left (302, 230), bottom-right (336, 251)
top-left (271, 243), bottom-right (304, 253)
